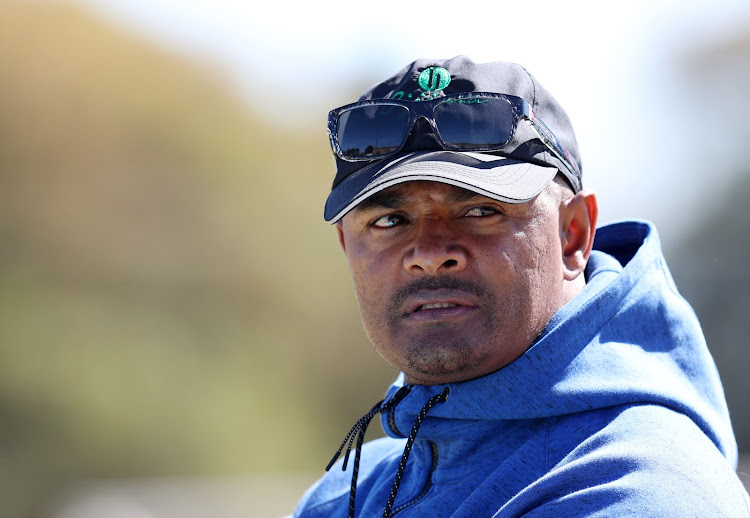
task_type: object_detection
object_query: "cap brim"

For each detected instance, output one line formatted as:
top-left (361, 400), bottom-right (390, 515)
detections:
top-left (324, 151), bottom-right (558, 223)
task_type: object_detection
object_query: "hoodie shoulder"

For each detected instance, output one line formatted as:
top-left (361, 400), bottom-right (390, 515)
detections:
top-left (498, 404), bottom-right (750, 517)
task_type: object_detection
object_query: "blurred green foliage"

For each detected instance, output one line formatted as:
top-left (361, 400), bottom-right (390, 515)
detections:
top-left (0, 2), bottom-right (396, 516)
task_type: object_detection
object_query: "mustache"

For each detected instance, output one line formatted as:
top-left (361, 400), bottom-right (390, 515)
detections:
top-left (389, 276), bottom-right (492, 315)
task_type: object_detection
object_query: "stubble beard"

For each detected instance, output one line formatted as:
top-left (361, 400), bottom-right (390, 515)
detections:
top-left (403, 331), bottom-right (489, 383)
top-left (363, 277), bottom-right (506, 385)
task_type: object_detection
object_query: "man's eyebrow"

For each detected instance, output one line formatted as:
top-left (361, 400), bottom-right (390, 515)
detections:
top-left (448, 188), bottom-right (484, 203)
top-left (354, 186), bottom-right (489, 214)
top-left (354, 192), bottom-right (406, 213)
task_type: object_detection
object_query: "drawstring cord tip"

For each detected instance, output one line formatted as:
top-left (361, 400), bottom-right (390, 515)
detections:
top-left (324, 385), bottom-right (433, 518)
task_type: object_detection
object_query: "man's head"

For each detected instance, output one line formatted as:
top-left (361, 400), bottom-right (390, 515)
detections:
top-left (326, 57), bottom-right (598, 385)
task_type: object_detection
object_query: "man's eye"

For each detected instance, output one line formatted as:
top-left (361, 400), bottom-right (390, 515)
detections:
top-left (372, 214), bottom-right (404, 228)
top-left (464, 206), bottom-right (497, 217)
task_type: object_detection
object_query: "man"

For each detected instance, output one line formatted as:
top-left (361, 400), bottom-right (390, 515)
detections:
top-left (291, 56), bottom-right (750, 517)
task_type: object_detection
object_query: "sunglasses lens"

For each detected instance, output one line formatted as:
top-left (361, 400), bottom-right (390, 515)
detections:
top-left (336, 104), bottom-right (411, 159)
top-left (434, 98), bottom-right (515, 149)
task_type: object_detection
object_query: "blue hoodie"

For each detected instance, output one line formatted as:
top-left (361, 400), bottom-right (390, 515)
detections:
top-left (292, 221), bottom-right (750, 517)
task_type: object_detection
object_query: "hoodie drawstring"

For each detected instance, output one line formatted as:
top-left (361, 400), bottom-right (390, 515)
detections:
top-left (326, 386), bottom-right (450, 518)
top-left (382, 386), bottom-right (449, 517)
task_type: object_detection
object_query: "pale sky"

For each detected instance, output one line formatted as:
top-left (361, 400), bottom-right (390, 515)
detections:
top-left (69, 0), bottom-right (750, 244)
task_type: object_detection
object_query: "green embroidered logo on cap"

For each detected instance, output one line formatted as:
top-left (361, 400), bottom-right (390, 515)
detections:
top-left (418, 67), bottom-right (451, 92)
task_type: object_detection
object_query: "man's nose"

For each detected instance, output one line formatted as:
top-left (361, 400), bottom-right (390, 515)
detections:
top-left (402, 220), bottom-right (468, 275)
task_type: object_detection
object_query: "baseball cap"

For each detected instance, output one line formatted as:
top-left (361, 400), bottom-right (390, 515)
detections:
top-left (324, 55), bottom-right (583, 223)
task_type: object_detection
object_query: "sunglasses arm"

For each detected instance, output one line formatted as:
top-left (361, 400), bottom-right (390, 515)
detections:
top-left (523, 106), bottom-right (582, 192)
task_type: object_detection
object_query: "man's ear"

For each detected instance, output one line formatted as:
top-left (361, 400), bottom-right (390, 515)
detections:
top-left (560, 191), bottom-right (598, 281)
top-left (336, 222), bottom-right (347, 253)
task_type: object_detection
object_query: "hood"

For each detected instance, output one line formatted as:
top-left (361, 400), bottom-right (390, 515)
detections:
top-left (381, 220), bottom-right (737, 464)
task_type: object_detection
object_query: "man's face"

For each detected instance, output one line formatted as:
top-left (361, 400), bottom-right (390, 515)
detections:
top-left (337, 180), bottom-right (569, 385)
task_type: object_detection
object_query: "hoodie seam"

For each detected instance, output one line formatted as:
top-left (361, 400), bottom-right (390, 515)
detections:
top-left (388, 406), bottom-right (403, 437)
top-left (390, 441), bottom-right (439, 515)
top-left (545, 419), bottom-right (553, 473)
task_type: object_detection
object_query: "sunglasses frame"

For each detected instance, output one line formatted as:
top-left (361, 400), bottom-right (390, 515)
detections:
top-left (328, 92), bottom-right (581, 192)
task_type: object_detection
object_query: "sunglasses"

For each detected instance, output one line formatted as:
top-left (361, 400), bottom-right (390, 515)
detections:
top-left (327, 92), bottom-right (581, 191)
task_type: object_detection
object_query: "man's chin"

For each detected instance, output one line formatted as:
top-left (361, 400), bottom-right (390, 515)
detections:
top-left (400, 340), bottom-right (490, 385)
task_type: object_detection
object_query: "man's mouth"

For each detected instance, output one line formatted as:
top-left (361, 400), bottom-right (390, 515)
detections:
top-left (415, 302), bottom-right (460, 311)
top-left (400, 290), bottom-right (481, 323)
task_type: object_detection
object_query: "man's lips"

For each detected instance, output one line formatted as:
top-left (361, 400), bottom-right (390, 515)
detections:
top-left (402, 289), bottom-right (480, 320)
top-left (415, 302), bottom-right (460, 311)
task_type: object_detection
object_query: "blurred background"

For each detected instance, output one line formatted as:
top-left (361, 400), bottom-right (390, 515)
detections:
top-left (1, 0), bottom-right (749, 516)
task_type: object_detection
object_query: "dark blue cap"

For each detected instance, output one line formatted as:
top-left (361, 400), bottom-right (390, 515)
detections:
top-left (324, 56), bottom-right (582, 223)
